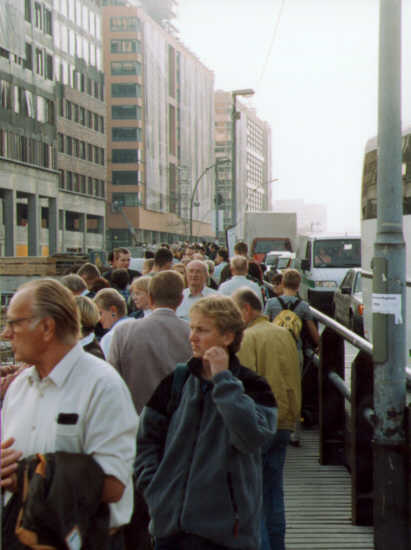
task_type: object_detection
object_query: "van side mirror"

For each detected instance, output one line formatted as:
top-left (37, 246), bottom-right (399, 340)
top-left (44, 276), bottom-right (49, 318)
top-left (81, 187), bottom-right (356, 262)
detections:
top-left (301, 259), bottom-right (310, 271)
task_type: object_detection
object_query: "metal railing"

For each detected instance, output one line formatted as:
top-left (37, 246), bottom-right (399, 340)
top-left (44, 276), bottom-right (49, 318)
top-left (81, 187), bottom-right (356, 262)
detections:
top-left (307, 305), bottom-right (410, 547)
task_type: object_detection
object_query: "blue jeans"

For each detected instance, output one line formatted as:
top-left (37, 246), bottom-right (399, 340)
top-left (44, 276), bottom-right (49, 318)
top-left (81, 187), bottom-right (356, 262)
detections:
top-left (260, 429), bottom-right (291, 550)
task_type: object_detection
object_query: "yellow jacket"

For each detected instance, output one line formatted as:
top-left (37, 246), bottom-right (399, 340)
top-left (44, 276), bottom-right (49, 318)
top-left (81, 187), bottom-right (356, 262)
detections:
top-left (237, 315), bottom-right (301, 431)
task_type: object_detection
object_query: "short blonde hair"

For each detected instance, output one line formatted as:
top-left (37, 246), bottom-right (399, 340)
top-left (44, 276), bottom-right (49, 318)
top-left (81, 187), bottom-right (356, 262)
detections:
top-left (130, 275), bottom-right (151, 294)
top-left (94, 288), bottom-right (127, 317)
top-left (230, 255), bottom-right (248, 275)
top-left (75, 295), bottom-right (100, 336)
top-left (190, 295), bottom-right (244, 354)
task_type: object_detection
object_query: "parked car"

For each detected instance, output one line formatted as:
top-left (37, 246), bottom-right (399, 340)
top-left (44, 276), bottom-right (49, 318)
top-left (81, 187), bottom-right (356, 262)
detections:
top-left (264, 251), bottom-right (296, 279)
top-left (333, 268), bottom-right (364, 335)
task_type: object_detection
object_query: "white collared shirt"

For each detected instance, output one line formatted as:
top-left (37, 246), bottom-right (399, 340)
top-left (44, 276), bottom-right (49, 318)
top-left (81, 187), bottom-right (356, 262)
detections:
top-left (176, 286), bottom-right (218, 321)
top-left (2, 343), bottom-right (138, 527)
top-left (218, 275), bottom-right (264, 304)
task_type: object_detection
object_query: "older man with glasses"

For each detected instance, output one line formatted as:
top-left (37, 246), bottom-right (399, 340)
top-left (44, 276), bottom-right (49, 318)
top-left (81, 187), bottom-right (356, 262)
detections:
top-left (0, 278), bottom-right (138, 550)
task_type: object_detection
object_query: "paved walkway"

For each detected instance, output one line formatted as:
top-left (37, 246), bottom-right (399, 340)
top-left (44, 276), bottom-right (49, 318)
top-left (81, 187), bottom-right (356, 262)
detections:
top-left (284, 429), bottom-right (374, 550)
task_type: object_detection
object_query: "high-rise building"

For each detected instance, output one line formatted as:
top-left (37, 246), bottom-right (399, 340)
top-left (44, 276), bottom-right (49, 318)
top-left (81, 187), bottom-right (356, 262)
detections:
top-left (215, 90), bottom-right (272, 239)
top-left (102, 2), bottom-right (215, 247)
top-left (0, 0), bottom-right (106, 256)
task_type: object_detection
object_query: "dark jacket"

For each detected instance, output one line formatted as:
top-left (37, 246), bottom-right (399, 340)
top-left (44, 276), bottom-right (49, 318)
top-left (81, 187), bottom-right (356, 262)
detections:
top-left (3, 452), bottom-right (109, 550)
top-left (84, 338), bottom-right (105, 360)
top-left (135, 355), bottom-right (277, 549)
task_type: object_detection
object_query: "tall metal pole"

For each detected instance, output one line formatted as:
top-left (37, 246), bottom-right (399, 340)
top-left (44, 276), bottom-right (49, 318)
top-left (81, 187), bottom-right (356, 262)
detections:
top-left (373, 1), bottom-right (408, 548)
top-left (231, 93), bottom-right (238, 227)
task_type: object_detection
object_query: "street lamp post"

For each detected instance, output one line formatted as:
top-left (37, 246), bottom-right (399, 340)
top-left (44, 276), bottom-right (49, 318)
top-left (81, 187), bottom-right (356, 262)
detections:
top-left (245, 178), bottom-right (279, 212)
top-left (231, 88), bottom-right (255, 227)
top-left (189, 158), bottom-right (230, 242)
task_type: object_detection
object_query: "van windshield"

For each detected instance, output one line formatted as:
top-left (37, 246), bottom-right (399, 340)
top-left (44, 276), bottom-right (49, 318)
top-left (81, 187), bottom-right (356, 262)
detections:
top-left (314, 239), bottom-right (361, 268)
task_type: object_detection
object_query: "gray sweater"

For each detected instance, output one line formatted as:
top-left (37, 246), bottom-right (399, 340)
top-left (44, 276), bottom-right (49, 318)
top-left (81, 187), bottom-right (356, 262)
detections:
top-left (135, 355), bottom-right (277, 549)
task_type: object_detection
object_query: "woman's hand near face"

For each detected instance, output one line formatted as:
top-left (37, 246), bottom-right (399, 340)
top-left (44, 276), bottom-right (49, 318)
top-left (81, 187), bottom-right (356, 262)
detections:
top-left (202, 346), bottom-right (229, 380)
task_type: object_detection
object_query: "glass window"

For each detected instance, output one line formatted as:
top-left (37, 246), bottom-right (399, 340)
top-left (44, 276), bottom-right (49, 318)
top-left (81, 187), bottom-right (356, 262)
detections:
top-left (79, 106), bottom-right (85, 125)
top-left (25, 0), bottom-right (32, 22)
top-left (112, 192), bottom-right (141, 207)
top-left (112, 171), bottom-right (139, 185)
top-left (111, 83), bottom-right (141, 98)
top-left (24, 43), bottom-right (33, 71)
top-left (44, 8), bottom-right (52, 35)
top-left (111, 61), bottom-right (141, 76)
top-left (110, 16), bottom-right (141, 32)
top-left (110, 39), bottom-right (141, 54)
top-left (87, 143), bottom-right (93, 161)
top-left (37, 96), bottom-right (46, 122)
top-left (95, 14), bottom-right (101, 40)
top-left (35, 48), bottom-right (43, 75)
top-left (313, 240), bottom-right (361, 268)
top-left (111, 105), bottom-right (141, 120)
top-left (58, 133), bottom-right (64, 152)
top-left (66, 135), bottom-right (72, 155)
top-left (112, 127), bottom-right (140, 141)
top-left (112, 149), bottom-right (138, 163)
top-left (66, 100), bottom-right (72, 119)
top-left (45, 54), bottom-right (53, 80)
top-left (34, 2), bottom-right (42, 29)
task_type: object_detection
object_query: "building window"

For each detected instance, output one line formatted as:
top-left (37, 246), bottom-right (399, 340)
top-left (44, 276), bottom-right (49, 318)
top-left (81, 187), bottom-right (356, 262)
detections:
top-left (35, 48), bottom-right (43, 75)
top-left (66, 135), bottom-right (72, 155)
top-left (58, 133), bottom-right (64, 152)
top-left (34, 2), bottom-right (42, 30)
top-left (59, 170), bottom-right (64, 190)
top-left (111, 61), bottom-right (141, 76)
top-left (24, 43), bottom-right (33, 70)
top-left (79, 106), bottom-right (85, 125)
top-left (112, 127), bottom-right (141, 142)
top-left (111, 83), bottom-right (141, 98)
top-left (110, 16), bottom-right (141, 32)
top-left (111, 105), bottom-right (141, 120)
top-left (80, 140), bottom-right (85, 159)
top-left (44, 8), bottom-right (52, 35)
top-left (66, 100), bottom-right (72, 120)
top-left (110, 39), bottom-right (141, 54)
top-left (112, 171), bottom-right (139, 185)
top-left (112, 192), bottom-right (141, 207)
top-left (87, 143), bottom-right (93, 161)
top-left (45, 54), bottom-right (53, 80)
top-left (87, 110), bottom-right (93, 128)
top-left (112, 149), bottom-right (138, 163)
top-left (25, 0), bottom-right (32, 22)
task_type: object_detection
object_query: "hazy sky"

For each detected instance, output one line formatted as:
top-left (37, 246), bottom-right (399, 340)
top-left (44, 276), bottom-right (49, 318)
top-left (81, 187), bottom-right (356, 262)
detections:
top-left (176, 0), bottom-right (411, 233)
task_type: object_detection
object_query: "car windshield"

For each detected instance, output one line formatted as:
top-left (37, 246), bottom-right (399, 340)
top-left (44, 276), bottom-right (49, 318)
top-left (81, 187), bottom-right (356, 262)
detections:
top-left (314, 240), bottom-right (361, 268)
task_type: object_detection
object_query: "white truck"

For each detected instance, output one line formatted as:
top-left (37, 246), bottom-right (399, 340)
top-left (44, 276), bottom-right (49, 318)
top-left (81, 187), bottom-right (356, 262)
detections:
top-left (239, 211), bottom-right (298, 263)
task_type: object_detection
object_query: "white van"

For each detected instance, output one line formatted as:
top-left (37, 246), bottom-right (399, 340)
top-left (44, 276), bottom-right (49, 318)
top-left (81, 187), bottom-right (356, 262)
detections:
top-left (297, 234), bottom-right (361, 315)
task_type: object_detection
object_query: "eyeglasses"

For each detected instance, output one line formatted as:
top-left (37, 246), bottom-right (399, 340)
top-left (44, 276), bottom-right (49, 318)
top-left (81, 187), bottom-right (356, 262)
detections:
top-left (4, 316), bottom-right (38, 331)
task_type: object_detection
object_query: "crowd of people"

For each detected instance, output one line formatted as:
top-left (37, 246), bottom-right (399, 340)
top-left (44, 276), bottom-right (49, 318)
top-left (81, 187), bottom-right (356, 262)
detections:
top-left (0, 241), bottom-right (320, 550)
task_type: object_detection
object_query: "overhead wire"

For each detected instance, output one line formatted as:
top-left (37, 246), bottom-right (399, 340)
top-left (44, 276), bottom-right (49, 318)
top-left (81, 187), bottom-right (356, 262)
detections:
top-left (256, 0), bottom-right (287, 92)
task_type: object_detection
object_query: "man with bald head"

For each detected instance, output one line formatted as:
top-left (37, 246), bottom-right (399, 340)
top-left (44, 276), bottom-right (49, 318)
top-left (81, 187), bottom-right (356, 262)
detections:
top-left (176, 260), bottom-right (217, 321)
top-left (0, 278), bottom-right (138, 549)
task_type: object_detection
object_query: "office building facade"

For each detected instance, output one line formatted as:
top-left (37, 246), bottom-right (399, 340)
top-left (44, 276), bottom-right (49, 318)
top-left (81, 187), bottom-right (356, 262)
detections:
top-left (215, 90), bottom-right (272, 239)
top-left (0, 0), bottom-right (106, 256)
top-left (103, 3), bottom-right (214, 247)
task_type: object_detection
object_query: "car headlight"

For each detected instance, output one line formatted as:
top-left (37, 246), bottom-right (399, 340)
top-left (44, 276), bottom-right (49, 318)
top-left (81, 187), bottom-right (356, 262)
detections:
top-left (314, 281), bottom-right (337, 288)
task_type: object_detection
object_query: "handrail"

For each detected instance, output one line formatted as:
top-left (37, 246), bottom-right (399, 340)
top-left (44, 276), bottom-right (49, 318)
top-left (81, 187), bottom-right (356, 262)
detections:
top-left (309, 306), bottom-right (373, 354)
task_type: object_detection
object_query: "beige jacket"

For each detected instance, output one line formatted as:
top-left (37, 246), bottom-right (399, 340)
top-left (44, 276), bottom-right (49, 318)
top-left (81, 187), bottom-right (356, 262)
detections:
top-left (237, 315), bottom-right (301, 430)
